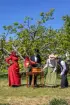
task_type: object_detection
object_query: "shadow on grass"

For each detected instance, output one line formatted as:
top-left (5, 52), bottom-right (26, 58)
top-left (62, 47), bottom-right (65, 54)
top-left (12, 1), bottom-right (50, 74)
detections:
top-left (67, 84), bottom-right (70, 87)
top-left (20, 84), bottom-right (27, 86)
top-left (0, 103), bottom-right (10, 105)
top-left (21, 84), bottom-right (60, 88)
top-left (35, 85), bottom-right (60, 88)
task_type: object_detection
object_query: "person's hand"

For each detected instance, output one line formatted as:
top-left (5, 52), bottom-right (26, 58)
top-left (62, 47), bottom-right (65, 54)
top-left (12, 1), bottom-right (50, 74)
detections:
top-left (53, 68), bottom-right (56, 73)
top-left (41, 68), bottom-right (44, 72)
top-left (60, 72), bottom-right (64, 76)
top-left (9, 61), bottom-right (13, 65)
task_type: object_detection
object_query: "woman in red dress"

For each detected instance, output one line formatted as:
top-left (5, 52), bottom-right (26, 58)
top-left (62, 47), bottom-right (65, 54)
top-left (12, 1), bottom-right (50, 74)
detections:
top-left (6, 51), bottom-right (21, 87)
top-left (24, 56), bottom-right (30, 69)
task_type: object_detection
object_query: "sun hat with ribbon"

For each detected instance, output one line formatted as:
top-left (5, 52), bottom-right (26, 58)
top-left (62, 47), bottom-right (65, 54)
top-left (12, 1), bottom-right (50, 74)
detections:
top-left (49, 54), bottom-right (55, 59)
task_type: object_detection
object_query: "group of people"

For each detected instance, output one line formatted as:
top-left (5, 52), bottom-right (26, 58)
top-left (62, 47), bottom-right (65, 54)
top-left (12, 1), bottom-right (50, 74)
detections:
top-left (5, 49), bottom-right (41, 87)
top-left (5, 50), bottom-right (69, 89)
top-left (43, 54), bottom-right (68, 88)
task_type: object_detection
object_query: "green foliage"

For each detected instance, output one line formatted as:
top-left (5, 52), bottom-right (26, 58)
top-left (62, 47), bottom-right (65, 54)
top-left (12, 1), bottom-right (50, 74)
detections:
top-left (49, 98), bottom-right (68, 105)
top-left (40, 8), bottom-right (54, 23)
top-left (62, 15), bottom-right (70, 35)
top-left (0, 9), bottom-right (70, 72)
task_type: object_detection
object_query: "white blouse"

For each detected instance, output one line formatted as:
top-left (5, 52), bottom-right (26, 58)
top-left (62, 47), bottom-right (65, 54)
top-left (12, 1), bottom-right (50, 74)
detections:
top-left (43, 58), bottom-right (57, 72)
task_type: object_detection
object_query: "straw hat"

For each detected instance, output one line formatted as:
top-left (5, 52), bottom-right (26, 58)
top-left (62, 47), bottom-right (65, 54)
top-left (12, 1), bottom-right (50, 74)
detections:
top-left (54, 54), bottom-right (58, 58)
top-left (49, 54), bottom-right (55, 59)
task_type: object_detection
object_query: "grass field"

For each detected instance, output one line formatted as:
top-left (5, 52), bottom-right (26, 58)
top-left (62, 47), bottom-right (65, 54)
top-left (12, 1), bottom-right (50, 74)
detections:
top-left (0, 74), bottom-right (70, 105)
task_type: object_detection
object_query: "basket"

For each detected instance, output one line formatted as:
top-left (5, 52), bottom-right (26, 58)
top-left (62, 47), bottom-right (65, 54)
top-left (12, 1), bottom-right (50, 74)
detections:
top-left (32, 67), bottom-right (41, 72)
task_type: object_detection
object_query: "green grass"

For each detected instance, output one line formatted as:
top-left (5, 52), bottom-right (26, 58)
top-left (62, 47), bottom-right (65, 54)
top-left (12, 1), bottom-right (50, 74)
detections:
top-left (0, 75), bottom-right (70, 105)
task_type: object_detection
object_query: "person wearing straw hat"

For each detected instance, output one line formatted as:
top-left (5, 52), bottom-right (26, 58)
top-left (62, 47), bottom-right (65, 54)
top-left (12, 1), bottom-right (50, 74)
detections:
top-left (43, 54), bottom-right (57, 87)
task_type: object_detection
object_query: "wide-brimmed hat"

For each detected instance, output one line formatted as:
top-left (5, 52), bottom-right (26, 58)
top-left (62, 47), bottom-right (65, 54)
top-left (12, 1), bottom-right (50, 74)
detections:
top-left (49, 54), bottom-right (55, 58)
top-left (54, 54), bottom-right (58, 58)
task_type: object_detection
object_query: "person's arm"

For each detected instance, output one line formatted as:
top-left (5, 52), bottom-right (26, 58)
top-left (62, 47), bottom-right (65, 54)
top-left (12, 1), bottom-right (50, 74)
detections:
top-left (5, 56), bottom-right (12, 64)
top-left (30, 59), bottom-right (37, 64)
top-left (60, 61), bottom-right (66, 75)
top-left (53, 67), bottom-right (57, 72)
top-left (53, 61), bottom-right (57, 72)
top-left (43, 59), bottom-right (49, 70)
top-left (43, 64), bottom-right (48, 70)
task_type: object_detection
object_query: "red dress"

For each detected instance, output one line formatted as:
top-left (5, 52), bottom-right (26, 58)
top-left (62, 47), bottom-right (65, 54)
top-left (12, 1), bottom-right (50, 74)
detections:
top-left (6, 55), bottom-right (21, 86)
top-left (24, 56), bottom-right (37, 69)
top-left (24, 56), bottom-right (30, 68)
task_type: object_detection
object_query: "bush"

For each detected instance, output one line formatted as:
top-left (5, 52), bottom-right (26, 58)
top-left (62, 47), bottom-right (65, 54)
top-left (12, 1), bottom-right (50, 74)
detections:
top-left (0, 74), bottom-right (8, 79)
top-left (49, 98), bottom-right (68, 105)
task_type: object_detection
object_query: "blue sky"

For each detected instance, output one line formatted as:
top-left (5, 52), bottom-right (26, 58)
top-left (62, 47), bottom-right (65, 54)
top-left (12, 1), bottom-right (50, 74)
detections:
top-left (0, 0), bottom-right (70, 34)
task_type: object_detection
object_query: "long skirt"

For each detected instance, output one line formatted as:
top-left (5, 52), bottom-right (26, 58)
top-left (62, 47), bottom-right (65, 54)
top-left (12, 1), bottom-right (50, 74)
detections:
top-left (45, 67), bottom-right (57, 87)
top-left (8, 63), bottom-right (21, 86)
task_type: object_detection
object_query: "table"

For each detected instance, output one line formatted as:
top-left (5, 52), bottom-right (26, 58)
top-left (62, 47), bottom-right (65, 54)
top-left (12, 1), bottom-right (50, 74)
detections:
top-left (26, 71), bottom-right (44, 87)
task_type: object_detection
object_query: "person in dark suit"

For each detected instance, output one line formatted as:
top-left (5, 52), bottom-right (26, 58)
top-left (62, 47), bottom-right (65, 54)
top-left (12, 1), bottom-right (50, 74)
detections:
top-left (30, 49), bottom-right (41, 67)
top-left (29, 49), bottom-right (41, 86)
top-left (56, 57), bottom-right (68, 88)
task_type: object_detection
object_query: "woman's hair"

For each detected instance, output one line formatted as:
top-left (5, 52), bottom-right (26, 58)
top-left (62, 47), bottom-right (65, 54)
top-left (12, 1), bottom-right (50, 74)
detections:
top-left (10, 51), bottom-right (16, 56)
